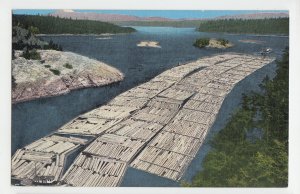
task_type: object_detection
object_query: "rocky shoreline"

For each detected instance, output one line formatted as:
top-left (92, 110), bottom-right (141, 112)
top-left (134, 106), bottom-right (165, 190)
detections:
top-left (12, 50), bottom-right (124, 104)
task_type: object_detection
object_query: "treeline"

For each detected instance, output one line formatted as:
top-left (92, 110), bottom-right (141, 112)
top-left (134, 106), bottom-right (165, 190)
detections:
top-left (114, 20), bottom-right (206, 28)
top-left (12, 15), bottom-right (136, 34)
top-left (198, 18), bottom-right (289, 35)
top-left (183, 48), bottom-right (289, 187)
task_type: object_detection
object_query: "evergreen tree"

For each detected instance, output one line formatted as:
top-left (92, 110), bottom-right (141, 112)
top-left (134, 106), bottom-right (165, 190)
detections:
top-left (198, 18), bottom-right (289, 35)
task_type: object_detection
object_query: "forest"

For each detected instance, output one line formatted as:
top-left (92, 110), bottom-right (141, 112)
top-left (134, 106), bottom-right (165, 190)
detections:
top-left (114, 20), bottom-right (206, 28)
top-left (12, 15), bottom-right (136, 34)
top-left (198, 18), bottom-right (289, 35)
top-left (183, 48), bottom-right (289, 187)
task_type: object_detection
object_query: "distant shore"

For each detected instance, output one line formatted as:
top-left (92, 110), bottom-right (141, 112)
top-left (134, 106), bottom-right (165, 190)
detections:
top-left (36, 32), bottom-right (130, 37)
top-left (220, 32), bottom-right (289, 38)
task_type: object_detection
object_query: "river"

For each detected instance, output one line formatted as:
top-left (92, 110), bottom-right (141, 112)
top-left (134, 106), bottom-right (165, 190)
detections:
top-left (12, 26), bottom-right (288, 186)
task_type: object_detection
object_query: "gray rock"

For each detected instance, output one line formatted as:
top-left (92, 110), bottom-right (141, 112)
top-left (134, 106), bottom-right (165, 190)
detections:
top-left (12, 50), bottom-right (124, 103)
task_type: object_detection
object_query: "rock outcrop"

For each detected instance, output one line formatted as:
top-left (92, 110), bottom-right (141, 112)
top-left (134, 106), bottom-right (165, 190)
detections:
top-left (12, 50), bottom-right (124, 103)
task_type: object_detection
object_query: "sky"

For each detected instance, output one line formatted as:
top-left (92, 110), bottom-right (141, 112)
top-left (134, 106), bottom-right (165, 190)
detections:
top-left (12, 10), bottom-right (288, 19)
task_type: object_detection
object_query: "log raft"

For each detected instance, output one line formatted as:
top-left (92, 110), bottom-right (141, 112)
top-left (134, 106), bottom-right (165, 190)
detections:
top-left (11, 53), bottom-right (274, 186)
top-left (11, 134), bottom-right (89, 185)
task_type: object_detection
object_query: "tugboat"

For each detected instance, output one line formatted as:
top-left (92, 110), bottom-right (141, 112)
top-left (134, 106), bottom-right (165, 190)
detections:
top-left (260, 47), bottom-right (272, 56)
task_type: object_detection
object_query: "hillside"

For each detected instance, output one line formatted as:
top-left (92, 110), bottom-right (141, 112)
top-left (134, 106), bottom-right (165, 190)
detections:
top-left (198, 18), bottom-right (289, 35)
top-left (12, 14), bottom-right (136, 34)
top-left (48, 10), bottom-right (288, 28)
top-left (50, 10), bottom-right (173, 22)
top-left (215, 12), bottom-right (288, 20)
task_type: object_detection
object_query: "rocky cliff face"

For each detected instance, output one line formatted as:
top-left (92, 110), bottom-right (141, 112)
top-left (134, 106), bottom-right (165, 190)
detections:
top-left (12, 50), bottom-right (124, 103)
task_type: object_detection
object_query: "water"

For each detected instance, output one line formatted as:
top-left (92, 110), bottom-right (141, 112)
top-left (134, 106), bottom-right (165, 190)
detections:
top-left (12, 26), bottom-right (288, 186)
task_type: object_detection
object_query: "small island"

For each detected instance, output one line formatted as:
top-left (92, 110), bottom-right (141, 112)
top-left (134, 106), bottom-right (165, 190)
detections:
top-left (137, 41), bottom-right (161, 48)
top-left (193, 38), bottom-right (233, 49)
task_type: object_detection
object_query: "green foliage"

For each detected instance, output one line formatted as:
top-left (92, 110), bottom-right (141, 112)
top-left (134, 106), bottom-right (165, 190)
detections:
top-left (114, 20), bottom-right (206, 27)
top-left (257, 48), bottom-right (289, 141)
top-left (28, 26), bottom-right (39, 35)
top-left (21, 48), bottom-right (41, 60)
top-left (13, 14), bottom-right (136, 34)
top-left (44, 65), bottom-right (51, 68)
top-left (217, 38), bottom-right (229, 46)
top-left (193, 38), bottom-right (210, 48)
top-left (49, 68), bottom-right (60, 76)
top-left (198, 18), bottom-right (289, 35)
top-left (63, 63), bottom-right (73, 69)
top-left (184, 48), bottom-right (289, 187)
top-left (12, 26), bottom-right (47, 50)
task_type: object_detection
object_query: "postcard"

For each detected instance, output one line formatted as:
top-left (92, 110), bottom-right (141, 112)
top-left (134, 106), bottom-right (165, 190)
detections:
top-left (1, 1), bottom-right (299, 193)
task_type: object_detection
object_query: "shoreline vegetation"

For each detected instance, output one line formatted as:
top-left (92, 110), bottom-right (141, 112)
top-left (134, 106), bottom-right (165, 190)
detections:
top-left (115, 20), bottom-right (206, 28)
top-left (197, 18), bottom-right (289, 35)
top-left (182, 48), bottom-right (288, 187)
top-left (13, 14), bottom-right (136, 35)
top-left (114, 18), bottom-right (289, 36)
top-left (194, 38), bottom-right (233, 49)
top-left (36, 33), bottom-right (126, 37)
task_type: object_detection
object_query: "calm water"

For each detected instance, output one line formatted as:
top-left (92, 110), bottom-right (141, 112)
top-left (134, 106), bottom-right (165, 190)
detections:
top-left (12, 26), bottom-right (288, 186)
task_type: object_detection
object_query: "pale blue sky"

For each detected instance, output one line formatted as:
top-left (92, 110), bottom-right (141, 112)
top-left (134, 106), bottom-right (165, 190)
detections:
top-left (12, 10), bottom-right (288, 19)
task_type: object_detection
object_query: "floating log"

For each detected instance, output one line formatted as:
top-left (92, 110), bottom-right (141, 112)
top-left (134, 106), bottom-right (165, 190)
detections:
top-left (63, 154), bottom-right (126, 187)
top-left (44, 134), bottom-right (88, 145)
top-left (108, 96), bottom-right (149, 109)
top-left (158, 87), bottom-right (195, 101)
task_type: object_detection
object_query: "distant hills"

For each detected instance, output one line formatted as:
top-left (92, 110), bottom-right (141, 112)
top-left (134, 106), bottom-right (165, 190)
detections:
top-left (50, 10), bottom-right (288, 23)
top-left (215, 12), bottom-right (289, 20)
top-left (50, 10), bottom-right (174, 22)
